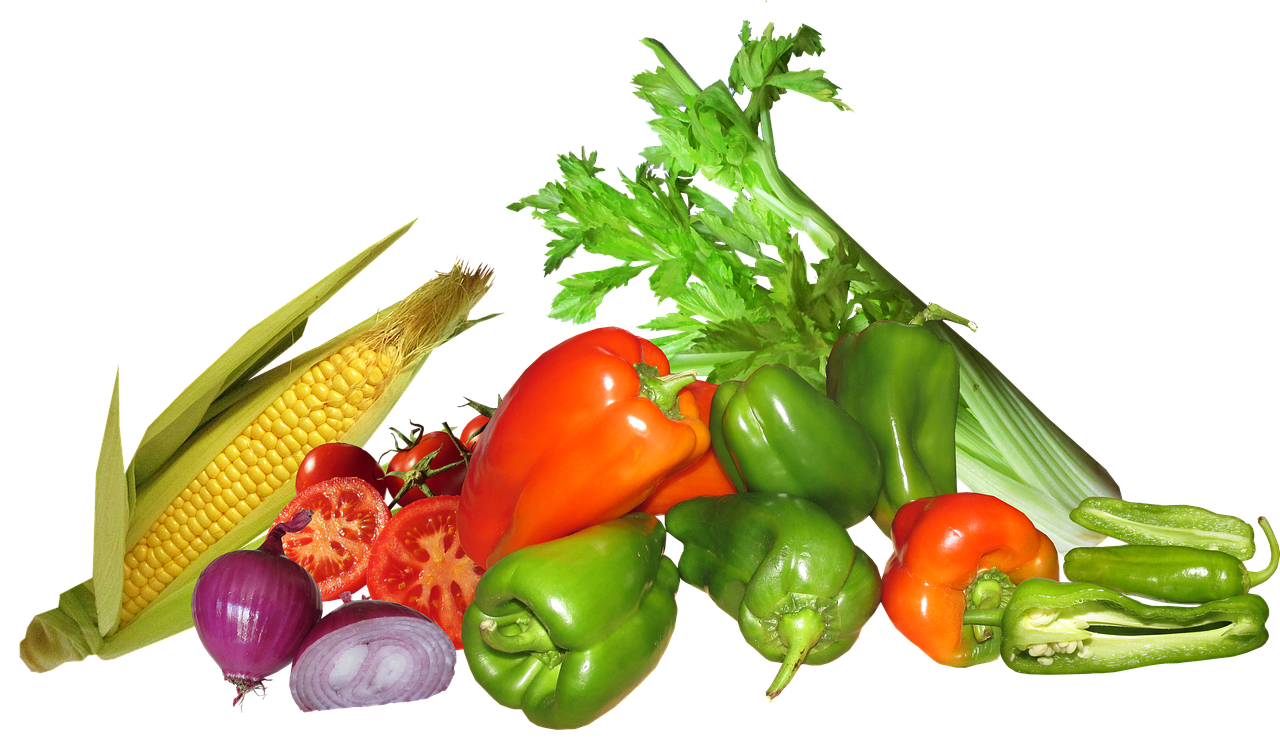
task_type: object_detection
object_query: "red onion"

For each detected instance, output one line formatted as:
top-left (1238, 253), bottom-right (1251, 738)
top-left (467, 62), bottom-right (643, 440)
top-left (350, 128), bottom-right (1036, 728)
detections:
top-left (191, 509), bottom-right (323, 705)
top-left (290, 593), bottom-right (455, 711)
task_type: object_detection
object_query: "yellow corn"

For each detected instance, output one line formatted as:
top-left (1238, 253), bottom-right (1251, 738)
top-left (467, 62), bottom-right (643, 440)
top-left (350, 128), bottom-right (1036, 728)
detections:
top-left (118, 344), bottom-right (393, 623)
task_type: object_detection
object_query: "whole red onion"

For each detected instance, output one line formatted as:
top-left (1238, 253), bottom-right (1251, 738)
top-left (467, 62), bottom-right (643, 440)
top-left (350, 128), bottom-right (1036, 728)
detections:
top-left (191, 509), bottom-right (323, 705)
top-left (290, 593), bottom-right (455, 711)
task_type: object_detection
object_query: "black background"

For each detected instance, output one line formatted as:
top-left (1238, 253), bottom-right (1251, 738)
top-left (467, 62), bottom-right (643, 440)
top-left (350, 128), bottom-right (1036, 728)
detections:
top-left (17, 4), bottom-right (1269, 736)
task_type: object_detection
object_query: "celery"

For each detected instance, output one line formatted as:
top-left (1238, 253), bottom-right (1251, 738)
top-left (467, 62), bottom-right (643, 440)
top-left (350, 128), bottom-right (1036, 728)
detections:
top-left (510, 22), bottom-right (1116, 550)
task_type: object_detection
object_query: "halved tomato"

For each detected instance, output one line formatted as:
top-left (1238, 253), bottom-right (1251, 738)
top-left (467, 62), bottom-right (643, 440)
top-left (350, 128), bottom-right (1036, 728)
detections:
top-left (275, 477), bottom-right (390, 601)
top-left (366, 495), bottom-right (484, 649)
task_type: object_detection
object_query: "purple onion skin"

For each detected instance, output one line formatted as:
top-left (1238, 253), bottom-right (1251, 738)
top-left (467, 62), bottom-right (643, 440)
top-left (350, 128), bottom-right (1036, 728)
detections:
top-left (289, 596), bottom-right (455, 716)
top-left (191, 513), bottom-right (322, 706)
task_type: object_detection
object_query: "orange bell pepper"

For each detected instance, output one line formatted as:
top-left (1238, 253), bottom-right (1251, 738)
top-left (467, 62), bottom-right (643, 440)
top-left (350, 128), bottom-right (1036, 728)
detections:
top-left (881, 492), bottom-right (1059, 667)
top-left (457, 327), bottom-right (711, 567)
top-left (634, 380), bottom-right (737, 515)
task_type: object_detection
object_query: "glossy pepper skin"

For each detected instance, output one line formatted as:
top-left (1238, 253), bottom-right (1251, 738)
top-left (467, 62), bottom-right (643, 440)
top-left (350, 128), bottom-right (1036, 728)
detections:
top-left (635, 380), bottom-right (737, 515)
top-left (666, 493), bottom-right (881, 697)
top-left (991, 578), bottom-right (1269, 674)
top-left (1070, 497), bottom-right (1257, 560)
top-left (826, 320), bottom-right (960, 535)
top-left (461, 514), bottom-right (678, 729)
top-left (709, 364), bottom-right (882, 528)
top-left (881, 492), bottom-right (1058, 667)
top-left (458, 327), bottom-right (710, 567)
top-left (1063, 517), bottom-right (1277, 603)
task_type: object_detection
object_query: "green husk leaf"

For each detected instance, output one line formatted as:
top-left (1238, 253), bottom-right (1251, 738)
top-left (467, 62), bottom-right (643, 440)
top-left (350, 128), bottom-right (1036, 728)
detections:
top-left (128, 220), bottom-right (415, 488)
top-left (19, 583), bottom-right (100, 672)
top-left (92, 372), bottom-right (129, 636)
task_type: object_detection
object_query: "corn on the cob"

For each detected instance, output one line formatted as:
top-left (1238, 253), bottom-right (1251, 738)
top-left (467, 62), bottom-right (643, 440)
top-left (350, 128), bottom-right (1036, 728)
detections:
top-left (119, 343), bottom-right (391, 623)
top-left (20, 224), bottom-right (493, 672)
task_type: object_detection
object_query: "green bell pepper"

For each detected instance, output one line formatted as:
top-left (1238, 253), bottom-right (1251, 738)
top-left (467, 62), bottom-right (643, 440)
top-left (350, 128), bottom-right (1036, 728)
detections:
top-left (965, 578), bottom-right (1270, 674)
top-left (1063, 516), bottom-right (1277, 603)
top-left (665, 493), bottom-right (881, 697)
top-left (826, 318), bottom-right (960, 535)
top-left (710, 364), bottom-right (882, 528)
top-left (1070, 497), bottom-right (1257, 560)
top-left (461, 513), bottom-right (678, 729)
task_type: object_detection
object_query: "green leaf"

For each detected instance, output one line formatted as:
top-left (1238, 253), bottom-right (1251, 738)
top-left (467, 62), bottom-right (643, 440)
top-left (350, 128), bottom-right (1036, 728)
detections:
top-left (92, 372), bottom-right (130, 636)
top-left (549, 264), bottom-right (651, 323)
top-left (765, 69), bottom-right (850, 110)
top-left (129, 217), bottom-right (419, 488)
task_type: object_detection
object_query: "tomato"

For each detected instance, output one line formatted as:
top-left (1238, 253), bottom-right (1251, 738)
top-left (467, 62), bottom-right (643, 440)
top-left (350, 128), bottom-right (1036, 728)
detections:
top-left (295, 442), bottom-right (388, 498)
top-left (385, 427), bottom-right (467, 506)
top-left (366, 495), bottom-right (484, 649)
top-left (460, 414), bottom-right (490, 449)
top-left (275, 477), bottom-right (391, 601)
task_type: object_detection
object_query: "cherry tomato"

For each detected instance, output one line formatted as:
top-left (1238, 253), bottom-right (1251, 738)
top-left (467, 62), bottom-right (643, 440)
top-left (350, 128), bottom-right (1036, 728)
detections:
top-left (295, 443), bottom-right (388, 498)
top-left (460, 414), bottom-right (490, 449)
top-left (366, 495), bottom-right (484, 649)
top-left (275, 477), bottom-right (391, 600)
top-left (386, 429), bottom-right (467, 505)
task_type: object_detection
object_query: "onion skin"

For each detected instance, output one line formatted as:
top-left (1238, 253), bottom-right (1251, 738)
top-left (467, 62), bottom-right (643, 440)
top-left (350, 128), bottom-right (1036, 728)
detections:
top-left (191, 510), bottom-right (323, 705)
top-left (290, 595), bottom-right (455, 711)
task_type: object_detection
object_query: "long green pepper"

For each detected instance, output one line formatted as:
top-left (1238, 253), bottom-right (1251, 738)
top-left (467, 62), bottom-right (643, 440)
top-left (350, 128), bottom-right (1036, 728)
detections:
top-left (1064, 517), bottom-right (1277, 603)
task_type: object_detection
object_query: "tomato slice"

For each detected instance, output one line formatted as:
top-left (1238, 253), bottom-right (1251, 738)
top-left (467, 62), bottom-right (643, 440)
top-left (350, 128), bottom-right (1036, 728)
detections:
top-left (275, 477), bottom-right (390, 601)
top-left (366, 495), bottom-right (484, 649)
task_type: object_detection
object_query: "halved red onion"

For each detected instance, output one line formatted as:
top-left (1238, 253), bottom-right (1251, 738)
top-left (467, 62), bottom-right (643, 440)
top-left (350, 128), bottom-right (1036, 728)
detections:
top-left (290, 594), bottom-right (455, 711)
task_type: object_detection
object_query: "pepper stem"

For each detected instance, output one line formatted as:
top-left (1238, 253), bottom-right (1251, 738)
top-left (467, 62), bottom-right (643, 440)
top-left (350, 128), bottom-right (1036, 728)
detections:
top-left (962, 608), bottom-right (1005, 628)
top-left (477, 611), bottom-right (557, 654)
top-left (1246, 517), bottom-right (1278, 589)
top-left (635, 364), bottom-right (700, 421)
top-left (765, 609), bottom-right (825, 700)
top-left (908, 302), bottom-right (978, 332)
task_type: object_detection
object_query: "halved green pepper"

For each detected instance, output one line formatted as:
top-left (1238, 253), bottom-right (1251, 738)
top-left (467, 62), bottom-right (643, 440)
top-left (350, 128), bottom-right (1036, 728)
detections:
top-left (966, 578), bottom-right (1270, 674)
top-left (666, 493), bottom-right (881, 697)
top-left (461, 513), bottom-right (678, 729)
top-left (1070, 497), bottom-right (1257, 560)
top-left (826, 318), bottom-right (960, 535)
top-left (710, 364), bottom-right (882, 528)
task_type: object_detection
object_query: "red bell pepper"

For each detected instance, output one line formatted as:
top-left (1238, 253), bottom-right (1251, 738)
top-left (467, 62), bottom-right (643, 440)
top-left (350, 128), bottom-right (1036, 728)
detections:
top-left (634, 380), bottom-right (737, 515)
top-left (881, 492), bottom-right (1059, 667)
top-left (457, 327), bottom-right (710, 567)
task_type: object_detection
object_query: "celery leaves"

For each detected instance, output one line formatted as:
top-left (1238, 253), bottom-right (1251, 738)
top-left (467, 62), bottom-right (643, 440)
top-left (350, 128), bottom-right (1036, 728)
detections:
top-left (509, 23), bottom-right (906, 388)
